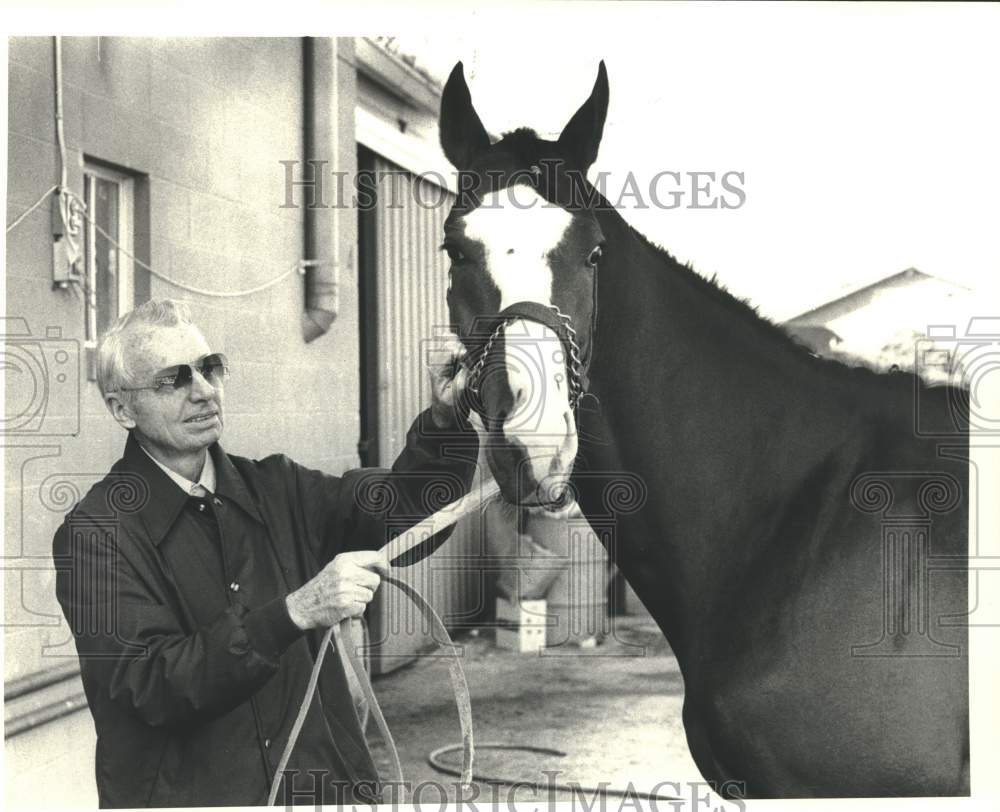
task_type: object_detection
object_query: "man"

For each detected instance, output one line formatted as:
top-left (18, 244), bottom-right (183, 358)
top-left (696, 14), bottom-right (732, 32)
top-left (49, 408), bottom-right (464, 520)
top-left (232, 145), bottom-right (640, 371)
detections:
top-left (52, 299), bottom-right (478, 807)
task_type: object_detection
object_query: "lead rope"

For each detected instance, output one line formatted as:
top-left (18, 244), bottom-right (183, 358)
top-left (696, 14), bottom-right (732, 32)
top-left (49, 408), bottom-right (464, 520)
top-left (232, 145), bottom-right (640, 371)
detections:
top-left (266, 578), bottom-right (474, 805)
top-left (267, 479), bottom-right (502, 806)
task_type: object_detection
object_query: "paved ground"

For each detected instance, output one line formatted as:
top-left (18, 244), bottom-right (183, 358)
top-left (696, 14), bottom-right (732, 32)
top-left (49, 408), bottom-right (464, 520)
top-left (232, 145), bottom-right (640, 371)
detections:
top-left (365, 610), bottom-right (705, 803)
top-left (4, 611), bottom-right (704, 809)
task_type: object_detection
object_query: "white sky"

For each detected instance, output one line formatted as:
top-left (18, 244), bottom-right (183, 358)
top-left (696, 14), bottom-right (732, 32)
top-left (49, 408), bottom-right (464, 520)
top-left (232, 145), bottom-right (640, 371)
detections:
top-left (390, 3), bottom-right (1000, 322)
top-left (2, 2), bottom-right (998, 323)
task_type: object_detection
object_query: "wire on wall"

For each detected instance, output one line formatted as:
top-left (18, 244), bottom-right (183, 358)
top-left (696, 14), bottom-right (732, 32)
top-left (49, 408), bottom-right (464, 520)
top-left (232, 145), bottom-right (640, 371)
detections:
top-left (9, 185), bottom-right (320, 298)
top-left (5, 36), bottom-right (320, 301)
top-left (5, 186), bottom-right (59, 233)
top-left (78, 194), bottom-right (326, 298)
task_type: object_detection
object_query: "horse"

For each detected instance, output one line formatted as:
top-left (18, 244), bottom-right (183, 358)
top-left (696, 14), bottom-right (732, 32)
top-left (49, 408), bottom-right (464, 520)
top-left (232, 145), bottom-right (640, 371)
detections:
top-left (436, 61), bottom-right (969, 798)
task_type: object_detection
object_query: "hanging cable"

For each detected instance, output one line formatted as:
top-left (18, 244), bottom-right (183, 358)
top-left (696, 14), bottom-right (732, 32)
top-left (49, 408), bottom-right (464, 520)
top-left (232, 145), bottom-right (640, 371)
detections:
top-left (10, 37), bottom-right (325, 301)
top-left (85, 213), bottom-right (314, 298)
top-left (5, 185), bottom-right (59, 233)
top-left (52, 187), bottom-right (316, 299)
top-left (10, 184), bottom-right (319, 299)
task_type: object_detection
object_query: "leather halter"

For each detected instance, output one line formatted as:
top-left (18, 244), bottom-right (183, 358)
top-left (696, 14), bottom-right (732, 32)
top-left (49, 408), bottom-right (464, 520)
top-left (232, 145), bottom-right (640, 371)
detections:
top-left (464, 300), bottom-right (591, 413)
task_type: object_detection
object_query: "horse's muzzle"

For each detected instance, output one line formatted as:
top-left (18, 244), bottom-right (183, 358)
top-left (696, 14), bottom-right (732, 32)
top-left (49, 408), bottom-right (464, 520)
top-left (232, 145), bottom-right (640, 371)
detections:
top-left (485, 438), bottom-right (574, 512)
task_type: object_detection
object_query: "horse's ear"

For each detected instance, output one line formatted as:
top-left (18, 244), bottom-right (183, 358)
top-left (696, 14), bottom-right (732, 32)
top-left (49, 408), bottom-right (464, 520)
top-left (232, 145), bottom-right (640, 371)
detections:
top-left (440, 62), bottom-right (491, 170)
top-left (557, 61), bottom-right (609, 171)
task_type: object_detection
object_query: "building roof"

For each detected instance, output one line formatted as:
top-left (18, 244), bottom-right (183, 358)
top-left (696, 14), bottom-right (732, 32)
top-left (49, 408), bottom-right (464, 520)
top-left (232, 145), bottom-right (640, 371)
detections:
top-left (356, 37), bottom-right (442, 116)
top-left (785, 267), bottom-right (971, 327)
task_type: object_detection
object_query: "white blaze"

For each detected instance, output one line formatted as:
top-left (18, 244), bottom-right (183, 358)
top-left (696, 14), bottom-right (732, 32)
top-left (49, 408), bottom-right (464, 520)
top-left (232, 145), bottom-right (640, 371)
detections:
top-left (462, 187), bottom-right (578, 505)
top-left (462, 187), bottom-right (573, 309)
top-left (500, 317), bottom-right (579, 496)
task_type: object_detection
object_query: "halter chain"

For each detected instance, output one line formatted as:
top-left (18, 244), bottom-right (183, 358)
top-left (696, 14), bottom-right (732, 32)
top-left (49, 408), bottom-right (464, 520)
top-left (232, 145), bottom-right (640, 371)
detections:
top-left (465, 303), bottom-right (585, 411)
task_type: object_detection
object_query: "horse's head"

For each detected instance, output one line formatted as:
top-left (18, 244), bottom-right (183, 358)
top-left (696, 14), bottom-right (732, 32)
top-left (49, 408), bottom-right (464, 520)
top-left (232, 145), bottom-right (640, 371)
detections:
top-left (439, 61), bottom-right (608, 511)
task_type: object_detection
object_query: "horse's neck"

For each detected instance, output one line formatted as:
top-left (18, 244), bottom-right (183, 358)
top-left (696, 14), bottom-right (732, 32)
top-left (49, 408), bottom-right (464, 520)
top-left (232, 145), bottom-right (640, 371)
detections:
top-left (587, 209), bottom-right (861, 650)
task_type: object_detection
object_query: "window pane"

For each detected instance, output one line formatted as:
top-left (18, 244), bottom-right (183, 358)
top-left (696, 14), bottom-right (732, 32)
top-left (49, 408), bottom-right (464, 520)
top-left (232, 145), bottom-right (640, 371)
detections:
top-left (94, 177), bottom-right (119, 337)
top-left (84, 174), bottom-right (94, 342)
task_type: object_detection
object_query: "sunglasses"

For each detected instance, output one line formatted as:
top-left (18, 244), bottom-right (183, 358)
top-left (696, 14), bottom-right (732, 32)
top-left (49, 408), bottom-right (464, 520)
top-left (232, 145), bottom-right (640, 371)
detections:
top-left (117, 353), bottom-right (230, 393)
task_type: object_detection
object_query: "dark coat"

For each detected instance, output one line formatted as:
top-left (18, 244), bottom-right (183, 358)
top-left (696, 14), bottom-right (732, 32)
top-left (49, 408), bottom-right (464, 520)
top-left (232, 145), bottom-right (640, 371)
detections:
top-left (52, 411), bottom-right (478, 807)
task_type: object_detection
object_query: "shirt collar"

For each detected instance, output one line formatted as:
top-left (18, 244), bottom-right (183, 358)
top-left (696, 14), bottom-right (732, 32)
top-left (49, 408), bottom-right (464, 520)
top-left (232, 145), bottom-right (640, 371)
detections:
top-left (138, 444), bottom-right (217, 496)
top-left (119, 432), bottom-right (264, 546)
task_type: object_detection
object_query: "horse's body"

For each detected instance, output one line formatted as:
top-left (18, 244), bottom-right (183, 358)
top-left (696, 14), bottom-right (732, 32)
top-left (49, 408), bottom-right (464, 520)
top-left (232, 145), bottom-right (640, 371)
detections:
top-left (573, 206), bottom-right (968, 797)
top-left (437, 62), bottom-right (969, 798)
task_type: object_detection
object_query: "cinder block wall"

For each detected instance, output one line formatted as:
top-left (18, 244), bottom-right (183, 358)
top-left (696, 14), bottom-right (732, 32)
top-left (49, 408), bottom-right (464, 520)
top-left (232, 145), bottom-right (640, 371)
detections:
top-left (5, 34), bottom-right (359, 702)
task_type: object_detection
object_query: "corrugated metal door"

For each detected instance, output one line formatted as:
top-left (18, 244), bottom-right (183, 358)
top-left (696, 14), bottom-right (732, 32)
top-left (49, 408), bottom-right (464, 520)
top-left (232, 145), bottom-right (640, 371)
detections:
top-left (360, 151), bottom-right (488, 673)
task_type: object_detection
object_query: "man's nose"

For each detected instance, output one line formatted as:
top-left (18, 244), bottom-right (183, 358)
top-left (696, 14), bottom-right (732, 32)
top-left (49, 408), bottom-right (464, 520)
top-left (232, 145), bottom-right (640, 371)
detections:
top-left (188, 368), bottom-right (218, 399)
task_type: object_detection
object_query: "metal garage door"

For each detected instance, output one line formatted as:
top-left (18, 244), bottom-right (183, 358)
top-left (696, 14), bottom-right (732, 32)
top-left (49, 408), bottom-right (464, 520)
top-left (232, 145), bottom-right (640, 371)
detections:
top-left (358, 148), bottom-right (488, 673)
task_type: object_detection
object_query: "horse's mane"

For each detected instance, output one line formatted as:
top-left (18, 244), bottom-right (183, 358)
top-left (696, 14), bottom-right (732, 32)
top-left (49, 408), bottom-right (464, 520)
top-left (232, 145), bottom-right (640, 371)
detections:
top-left (491, 127), bottom-right (947, 393)
top-left (614, 205), bottom-right (946, 393)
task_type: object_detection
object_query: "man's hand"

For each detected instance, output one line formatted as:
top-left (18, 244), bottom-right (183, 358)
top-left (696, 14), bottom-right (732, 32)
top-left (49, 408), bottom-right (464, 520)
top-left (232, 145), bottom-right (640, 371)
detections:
top-left (285, 550), bottom-right (388, 630)
top-left (428, 337), bottom-right (470, 428)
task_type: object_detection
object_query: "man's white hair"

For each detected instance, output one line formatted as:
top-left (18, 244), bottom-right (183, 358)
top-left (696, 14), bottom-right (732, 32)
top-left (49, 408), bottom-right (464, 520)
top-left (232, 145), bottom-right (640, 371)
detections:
top-left (97, 299), bottom-right (195, 400)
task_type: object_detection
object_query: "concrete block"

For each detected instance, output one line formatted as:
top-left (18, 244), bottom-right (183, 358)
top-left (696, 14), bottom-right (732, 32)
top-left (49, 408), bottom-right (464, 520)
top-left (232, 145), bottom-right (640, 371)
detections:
top-left (148, 178), bottom-right (190, 243)
top-left (7, 61), bottom-right (84, 150)
top-left (167, 241), bottom-right (241, 298)
top-left (242, 209), bottom-right (298, 264)
top-left (6, 132), bottom-right (58, 214)
top-left (149, 57), bottom-right (191, 132)
top-left (81, 91), bottom-right (151, 172)
top-left (157, 37), bottom-right (217, 77)
top-left (8, 36), bottom-right (53, 76)
top-left (189, 71), bottom-right (229, 133)
top-left (240, 39), bottom-right (300, 118)
top-left (203, 128), bottom-right (242, 201)
top-left (142, 119), bottom-right (207, 189)
top-left (188, 190), bottom-right (242, 257)
top-left (8, 63), bottom-right (54, 142)
top-left (62, 36), bottom-right (151, 119)
top-left (202, 38), bottom-right (256, 94)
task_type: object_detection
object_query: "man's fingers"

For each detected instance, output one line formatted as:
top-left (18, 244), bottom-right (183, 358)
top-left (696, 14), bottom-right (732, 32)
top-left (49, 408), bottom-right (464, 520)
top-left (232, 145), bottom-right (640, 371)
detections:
top-left (362, 552), bottom-right (390, 575)
top-left (338, 549), bottom-right (389, 573)
top-left (352, 568), bottom-right (382, 591)
top-left (427, 344), bottom-right (467, 391)
top-left (427, 338), bottom-right (465, 366)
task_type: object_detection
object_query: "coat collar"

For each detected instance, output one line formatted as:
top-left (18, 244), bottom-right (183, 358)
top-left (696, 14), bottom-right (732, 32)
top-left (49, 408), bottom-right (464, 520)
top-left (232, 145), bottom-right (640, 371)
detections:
top-left (121, 432), bottom-right (265, 545)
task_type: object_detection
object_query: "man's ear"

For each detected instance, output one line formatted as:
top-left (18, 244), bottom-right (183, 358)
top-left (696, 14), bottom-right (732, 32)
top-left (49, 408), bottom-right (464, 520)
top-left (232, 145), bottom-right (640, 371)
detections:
top-left (105, 393), bottom-right (137, 431)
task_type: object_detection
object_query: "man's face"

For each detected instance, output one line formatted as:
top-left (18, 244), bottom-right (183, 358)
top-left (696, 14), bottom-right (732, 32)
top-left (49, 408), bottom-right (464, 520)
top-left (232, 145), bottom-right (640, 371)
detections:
top-left (116, 322), bottom-right (225, 460)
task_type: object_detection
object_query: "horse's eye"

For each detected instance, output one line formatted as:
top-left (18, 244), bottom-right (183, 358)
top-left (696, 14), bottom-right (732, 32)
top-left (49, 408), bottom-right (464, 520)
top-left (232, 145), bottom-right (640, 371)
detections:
top-left (443, 244), bottom-right (466, 263)
top-left (587, 245), bottom-right (603, 267)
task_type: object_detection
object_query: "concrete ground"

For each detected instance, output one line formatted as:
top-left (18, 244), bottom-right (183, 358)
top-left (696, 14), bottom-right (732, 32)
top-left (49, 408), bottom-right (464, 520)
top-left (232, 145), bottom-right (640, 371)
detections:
top-left (364, 609), bottom-right (705, 803)
top-left (3, 610), bottom-right (704, 809)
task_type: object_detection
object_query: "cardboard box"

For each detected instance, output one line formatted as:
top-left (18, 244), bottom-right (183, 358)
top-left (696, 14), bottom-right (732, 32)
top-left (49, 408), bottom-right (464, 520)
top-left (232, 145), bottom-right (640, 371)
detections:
top-left (495, 598), bottom-right (547, 652)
